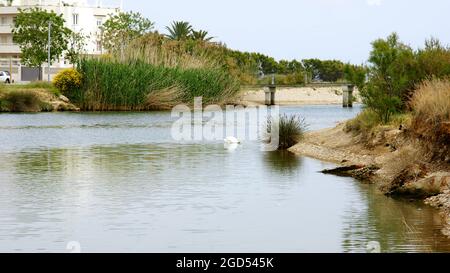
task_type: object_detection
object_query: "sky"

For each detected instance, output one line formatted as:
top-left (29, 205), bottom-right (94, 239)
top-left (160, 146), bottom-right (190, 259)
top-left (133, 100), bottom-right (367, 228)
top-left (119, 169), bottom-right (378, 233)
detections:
top-left (120, 0), bottom-right (450, 64)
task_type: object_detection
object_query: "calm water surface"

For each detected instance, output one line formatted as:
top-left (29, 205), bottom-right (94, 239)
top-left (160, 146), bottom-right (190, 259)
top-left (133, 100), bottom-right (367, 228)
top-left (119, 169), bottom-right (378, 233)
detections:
top-left (0, 105), bottom-right (449, 253)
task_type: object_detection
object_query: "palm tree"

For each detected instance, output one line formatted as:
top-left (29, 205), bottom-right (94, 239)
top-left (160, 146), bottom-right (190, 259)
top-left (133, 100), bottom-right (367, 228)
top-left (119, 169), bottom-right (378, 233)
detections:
top-left (191, 30), bottom-right (214, 42)
top-left (165, 21), bottom-right (192, 40)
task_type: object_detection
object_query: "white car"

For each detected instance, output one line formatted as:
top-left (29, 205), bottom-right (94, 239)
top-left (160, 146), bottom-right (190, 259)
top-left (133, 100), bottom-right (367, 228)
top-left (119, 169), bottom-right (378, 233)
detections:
top-left (0, 71), bottom-right (11, 84)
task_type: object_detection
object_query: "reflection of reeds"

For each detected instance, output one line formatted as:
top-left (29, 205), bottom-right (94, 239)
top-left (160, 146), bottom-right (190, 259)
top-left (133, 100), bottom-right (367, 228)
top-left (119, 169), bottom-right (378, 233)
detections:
top-left (402, 217), bottom-right (433, 253)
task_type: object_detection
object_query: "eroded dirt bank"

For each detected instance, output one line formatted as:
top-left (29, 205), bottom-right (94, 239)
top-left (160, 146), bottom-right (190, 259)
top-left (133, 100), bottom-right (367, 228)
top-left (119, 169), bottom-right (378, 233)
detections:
top-left (289, 123), bottom-right (450, 237)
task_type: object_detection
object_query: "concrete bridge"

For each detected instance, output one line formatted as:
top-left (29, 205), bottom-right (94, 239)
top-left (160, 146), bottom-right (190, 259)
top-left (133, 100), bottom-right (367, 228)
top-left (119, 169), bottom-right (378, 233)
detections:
top-left (239, 84), bottom-right (358, 107)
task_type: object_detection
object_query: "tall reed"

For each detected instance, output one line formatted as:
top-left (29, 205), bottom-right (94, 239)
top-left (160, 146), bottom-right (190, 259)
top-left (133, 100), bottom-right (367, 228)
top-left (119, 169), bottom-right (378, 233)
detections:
top-left (74, 59), bottom-right (240, 111)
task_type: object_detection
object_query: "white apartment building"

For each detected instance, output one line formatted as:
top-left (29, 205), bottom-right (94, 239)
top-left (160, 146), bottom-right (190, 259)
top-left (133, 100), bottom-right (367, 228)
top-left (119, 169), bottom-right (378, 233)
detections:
top-left (0, 0), bottom-right (122, 81)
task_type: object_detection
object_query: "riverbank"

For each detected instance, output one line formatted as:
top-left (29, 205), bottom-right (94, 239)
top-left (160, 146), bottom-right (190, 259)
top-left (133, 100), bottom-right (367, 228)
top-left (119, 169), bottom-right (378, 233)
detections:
top-left (290, 122), bottom-right (450, 237)
top-left (238, 86), bottom-right (361, 106)
top-left (1, 83), bottom-right (360, 112)
top-left (0, 84), bottom-right (79, 112)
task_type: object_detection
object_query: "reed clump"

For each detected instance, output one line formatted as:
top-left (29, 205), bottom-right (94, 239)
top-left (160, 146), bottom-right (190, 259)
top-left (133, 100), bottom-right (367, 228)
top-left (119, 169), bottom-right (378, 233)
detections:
top-left (263, 114), bottom-right (308, 150)
top-left (74, 58), bottom-right (240, 111)
top-left (73, 33), bottom-right (240, 111)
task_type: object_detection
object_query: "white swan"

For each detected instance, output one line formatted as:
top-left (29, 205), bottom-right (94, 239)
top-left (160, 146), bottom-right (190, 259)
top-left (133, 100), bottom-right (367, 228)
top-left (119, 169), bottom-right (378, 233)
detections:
top-left (224, 136), bottom-right (241, 144)
top-left (366, 241), bottom-right (381, 253)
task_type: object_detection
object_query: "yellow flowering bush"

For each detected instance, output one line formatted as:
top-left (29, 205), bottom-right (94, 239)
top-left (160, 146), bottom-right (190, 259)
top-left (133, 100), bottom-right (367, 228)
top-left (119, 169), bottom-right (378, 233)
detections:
top-left (53, 69), bottom-right (83, 94)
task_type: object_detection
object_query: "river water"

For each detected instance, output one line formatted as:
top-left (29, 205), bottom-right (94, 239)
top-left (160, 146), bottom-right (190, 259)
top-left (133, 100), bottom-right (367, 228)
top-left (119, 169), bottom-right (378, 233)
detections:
top-left (0, 105), bottom-right (449, 253)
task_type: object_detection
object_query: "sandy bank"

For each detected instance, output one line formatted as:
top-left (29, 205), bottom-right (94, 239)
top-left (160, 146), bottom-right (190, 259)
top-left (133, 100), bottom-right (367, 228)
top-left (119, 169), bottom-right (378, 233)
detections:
top-left (238, 86), bottom-right (361, 106)
top-left (290, 123), bottom-right (450, 237)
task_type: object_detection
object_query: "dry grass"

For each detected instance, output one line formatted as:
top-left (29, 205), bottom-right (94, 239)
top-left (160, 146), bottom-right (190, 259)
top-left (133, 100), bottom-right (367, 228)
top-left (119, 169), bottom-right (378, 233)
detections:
top-left (410, 78), bottom-right (450, 123)
top-left (409, 78), bottom-right (450, 161)
top-left (0, 90), bottom-right (42, 112)
top-left (144, 85), bottom-right (184, 110)
top-left (121, 33), bottom-right (221, 70)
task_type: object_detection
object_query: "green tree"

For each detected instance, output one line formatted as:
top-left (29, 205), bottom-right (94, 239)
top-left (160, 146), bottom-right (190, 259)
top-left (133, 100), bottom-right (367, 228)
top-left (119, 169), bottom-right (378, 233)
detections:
top-left (361, 33), bottom-right (414, 123)
top-left (302, 59), bottom-right (345, 82)
top-left (12, 8), bottom-right (71, 80)
top-left (101, 11), bottom-right (154, 55)
top-left (166, 21), bottom-right (193, 40)
top-left (66, 31), bottom-right (89, 67)
top-left (344, 63), bottom-right (367, 90)
top-left (191, 29), bottom-right (213, 42)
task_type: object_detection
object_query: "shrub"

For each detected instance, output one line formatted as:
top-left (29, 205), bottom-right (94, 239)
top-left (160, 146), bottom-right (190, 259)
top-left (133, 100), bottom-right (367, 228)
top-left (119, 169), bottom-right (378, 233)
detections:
top-left (53, 68), bottom-right (83, 95)
top-left (359, 34), bottom-right (450, 124)
top-left (345, 109), bottom-right (380, 133)
top-left (345, 109), bottom-right (411, 135)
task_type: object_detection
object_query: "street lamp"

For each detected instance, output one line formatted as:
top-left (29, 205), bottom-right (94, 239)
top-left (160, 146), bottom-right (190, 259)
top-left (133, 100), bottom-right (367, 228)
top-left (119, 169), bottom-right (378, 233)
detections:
top-left (48, 20), bottom-right (52, 82)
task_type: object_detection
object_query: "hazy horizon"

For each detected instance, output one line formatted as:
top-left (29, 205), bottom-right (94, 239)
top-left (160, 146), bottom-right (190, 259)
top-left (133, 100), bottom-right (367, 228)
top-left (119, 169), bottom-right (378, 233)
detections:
top-left (121, 0), bottom-right (450, 64)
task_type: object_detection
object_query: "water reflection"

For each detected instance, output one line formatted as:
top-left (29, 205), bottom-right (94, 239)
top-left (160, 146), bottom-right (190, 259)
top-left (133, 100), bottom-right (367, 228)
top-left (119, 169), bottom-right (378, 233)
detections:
top-left (263, 151), bottom-right (303, 175)
top-left (342, 184), bottom-right (450, 253)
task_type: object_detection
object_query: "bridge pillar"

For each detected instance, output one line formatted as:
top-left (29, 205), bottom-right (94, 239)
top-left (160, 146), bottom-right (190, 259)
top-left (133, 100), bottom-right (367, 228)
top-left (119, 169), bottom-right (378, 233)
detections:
top-left (343, 84), bottom-right (354, 108)
top-left (265, 85), bottom-right (276, 106)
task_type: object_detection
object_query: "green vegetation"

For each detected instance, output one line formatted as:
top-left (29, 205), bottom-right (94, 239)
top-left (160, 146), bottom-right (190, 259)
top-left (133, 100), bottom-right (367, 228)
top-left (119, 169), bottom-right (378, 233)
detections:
top-left (72, 59), bottom-right (239, 111)
top-left (165, 21), bottom-right (214, 42)
top-left (100, 11), bottom-right (154, 55)
top-left (66, 31), bottom-right (89, 66)
top-left (346, 33), bottom-right (450, 125)
top-left (12, 8), bottom-right (71, 80)
top-left (0, 83), bottom-right (58, 112)
top-left (8, 9), bottom-right (351, 112)
top-left (0, 90), bottom-right (41, 112)
top-left (278, 114), bottom-right (307, 150)
top-left (302, 59), bottom-right (346, 82)
top-left (265, 114), bottom-right (307, 150)
top-left (53, 69), bottom-right (83, 95)
top-left (166, 21), bottom-right (193, 41)
top-left (1, 81), bottom-right (59, 96)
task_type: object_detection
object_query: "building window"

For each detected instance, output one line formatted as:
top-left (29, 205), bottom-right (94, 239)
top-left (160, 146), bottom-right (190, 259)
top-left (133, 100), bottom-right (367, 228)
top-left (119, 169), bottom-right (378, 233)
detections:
top-left (72, 14), bottom-right (79, 25)
top-left (96, 41), bottom-right (102, 52)
top-left (97, 19), bottom-right (103, 27)
top-left (1, 17), bottom-right (6, 25)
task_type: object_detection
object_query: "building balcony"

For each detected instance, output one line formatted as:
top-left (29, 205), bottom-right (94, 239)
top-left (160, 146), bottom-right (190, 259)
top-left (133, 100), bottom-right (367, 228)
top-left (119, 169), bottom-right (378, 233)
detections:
top-left (0, 43), bottom-right (21, 54)
top-left (0, 6), bottom-right (19, 15)
top-left (0, 24), bottom-right (12, 33)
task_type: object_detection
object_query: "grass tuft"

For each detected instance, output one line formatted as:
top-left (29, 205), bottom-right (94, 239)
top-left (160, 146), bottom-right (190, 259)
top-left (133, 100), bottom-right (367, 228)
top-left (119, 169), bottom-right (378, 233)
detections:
top-left (264, 114), bottom-right (308, 150)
